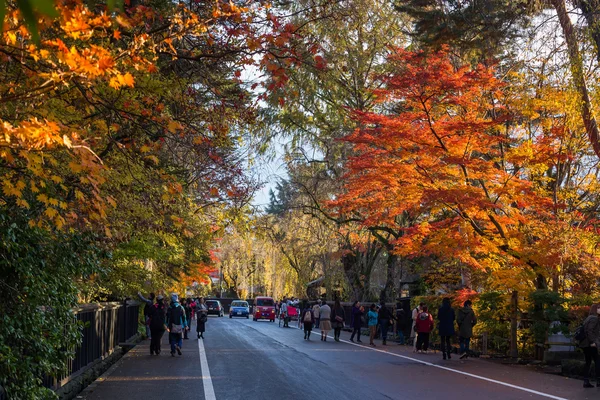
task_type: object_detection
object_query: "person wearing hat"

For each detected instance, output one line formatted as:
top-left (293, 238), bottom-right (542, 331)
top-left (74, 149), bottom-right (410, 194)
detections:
top-left (149, 294), bottom-right (167, 355)
top-left (166, 293), bottom-right (188, 357)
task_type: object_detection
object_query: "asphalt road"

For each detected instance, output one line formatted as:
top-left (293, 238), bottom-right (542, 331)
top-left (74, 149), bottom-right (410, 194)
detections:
top-left (82, 315), bottom-right (596, 400)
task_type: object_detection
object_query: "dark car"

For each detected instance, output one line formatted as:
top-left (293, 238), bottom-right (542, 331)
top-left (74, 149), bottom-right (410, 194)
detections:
top-left (205, 300), bottom-right (224, 317)
top-left (229, 300), bottom-right (250, 318)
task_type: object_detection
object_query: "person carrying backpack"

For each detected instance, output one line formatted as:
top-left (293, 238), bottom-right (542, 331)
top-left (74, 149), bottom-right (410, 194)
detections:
top-left (166, 293), bottom-right (187, 357)
top-left (580, 304), bottom-right (600, 388)
top-left (148, 295), bottom-right (167, 355)
top-left (415, 306), bottom-right (434, 353)
top-left (312, 300), bottom-right (321, 329)
top-left (302, 303), bottom-right (315, 340)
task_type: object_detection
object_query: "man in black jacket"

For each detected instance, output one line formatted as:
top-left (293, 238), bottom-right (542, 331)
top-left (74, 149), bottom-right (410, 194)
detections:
top-left (149, 295), bottom-right (167, 355)
top-left (379, 303), bottom-right (395, 345)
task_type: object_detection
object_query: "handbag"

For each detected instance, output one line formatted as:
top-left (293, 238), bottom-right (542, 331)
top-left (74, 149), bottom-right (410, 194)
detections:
top-left (171, 324), bottom-right (183, 334)
top-left (335, 315), bottom-right (343, 322)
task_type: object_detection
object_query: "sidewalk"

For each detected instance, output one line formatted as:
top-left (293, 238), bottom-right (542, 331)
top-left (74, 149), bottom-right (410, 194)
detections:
top-left (79, 331), bottom-right (205, 400)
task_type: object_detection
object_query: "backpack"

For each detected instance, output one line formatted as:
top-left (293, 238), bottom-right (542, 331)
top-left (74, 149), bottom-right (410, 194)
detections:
top-left (304, 310), bottom-right (312, 322)
top-left (574, 324), bottom-right (586, 342)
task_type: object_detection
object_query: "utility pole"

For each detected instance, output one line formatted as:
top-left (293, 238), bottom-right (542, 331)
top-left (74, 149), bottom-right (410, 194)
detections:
top-left (219, 265), bottom-right (223, 298)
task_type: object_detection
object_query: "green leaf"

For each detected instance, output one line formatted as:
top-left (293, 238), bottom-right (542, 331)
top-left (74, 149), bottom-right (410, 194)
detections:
top-left (0, 0), bottom-right (6, 35)
top-left (15, 0), bottom-right (39, 43)
top-left (30, 0), bottom-right (58, 17)
top-left (107, 0), bottom-right (124, 11)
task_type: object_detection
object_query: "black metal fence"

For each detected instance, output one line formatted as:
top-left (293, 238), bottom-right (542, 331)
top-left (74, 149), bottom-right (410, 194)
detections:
top-left (44, 300), bottom-right (140, 390)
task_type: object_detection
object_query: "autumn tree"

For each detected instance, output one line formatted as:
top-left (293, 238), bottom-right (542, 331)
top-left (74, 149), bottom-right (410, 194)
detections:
top-left (332, 48), bottom-right (600, 295)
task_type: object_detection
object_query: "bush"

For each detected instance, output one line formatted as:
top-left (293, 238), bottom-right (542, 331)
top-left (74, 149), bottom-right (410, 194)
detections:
top-left (0, 210), bottom-right (102, 399)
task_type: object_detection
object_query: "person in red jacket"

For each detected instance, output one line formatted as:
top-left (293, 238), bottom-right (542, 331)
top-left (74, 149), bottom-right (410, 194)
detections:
top-left (415, 306), bottom-right (434, 353)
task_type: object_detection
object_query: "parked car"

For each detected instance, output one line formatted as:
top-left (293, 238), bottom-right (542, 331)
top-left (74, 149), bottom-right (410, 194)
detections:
top-left (229, 300), bottom-right (250, 319)
top-left (253, 296), bottom-right (275, 322)
top-left (205, 300), bottom-right (224, 317)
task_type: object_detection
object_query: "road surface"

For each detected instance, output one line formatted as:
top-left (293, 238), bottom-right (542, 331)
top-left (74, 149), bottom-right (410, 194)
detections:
top-left (82, 315), bottom-right (591, 400)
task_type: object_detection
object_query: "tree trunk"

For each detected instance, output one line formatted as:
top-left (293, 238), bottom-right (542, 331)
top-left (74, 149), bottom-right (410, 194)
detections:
top-left (551, 0), bottom-right (600, 158)
top-left (380, 251), bottom-right (397, 304)
top-left (576, 0), bottom-right (600, 61)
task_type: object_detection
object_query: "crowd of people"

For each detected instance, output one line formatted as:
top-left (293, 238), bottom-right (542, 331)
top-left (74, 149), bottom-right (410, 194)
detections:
top-left (138, 292), bottom-right (210, 357)
top-left (137, 291), bottom-right (478, 361)
top-left (276, 296), bottom-right (478, 359)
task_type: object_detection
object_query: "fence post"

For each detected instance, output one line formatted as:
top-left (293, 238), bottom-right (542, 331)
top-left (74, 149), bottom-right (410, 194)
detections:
top-left (482, 332), bottom-right (488, 355)
top-left (510, 290), bottom-right (519, 358)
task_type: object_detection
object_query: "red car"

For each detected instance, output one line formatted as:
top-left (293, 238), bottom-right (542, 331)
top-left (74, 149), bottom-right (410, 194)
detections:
top-left (253, 296), bottom-right (276, 322)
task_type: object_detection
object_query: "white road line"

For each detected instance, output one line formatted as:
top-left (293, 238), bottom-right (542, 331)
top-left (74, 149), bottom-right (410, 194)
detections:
top-left (198, 338), bottom-right (216, 400)
top-left (285, 321), bottom-right (568, 400)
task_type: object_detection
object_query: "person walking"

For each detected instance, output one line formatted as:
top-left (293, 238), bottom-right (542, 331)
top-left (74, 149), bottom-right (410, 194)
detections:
top-left (378, 302), bottom-right (394, 345)
top-left (457, 300), bottom-right (477, 359)
top-left (395, 307), bottom-right (407, 345)
top-left (148, 295), bottom-right (167, 355)
top-left (581, 304), bottom-right (600, 388)
top-left (411, 302), bottom-right (424, 352)
top-left (331, 299), bottom-right (346, 342)
top-left (368, 304), bottom-right (379, 347)
top-left (312, 300), bottom-right (321, 329)
top-left (137, 292), bottom-right (156, 340)
top-left (195, 297), bottom-right (208, 339)
top-left (190, 298), bottom-right (197, 321)
top-left (182, 298), bottom-right (192, 339)
top-left (438, 298), bottom-right (456, 360)
top-left (166, 294), bottom-right (187, 357)
top-left (415, 305), bottom-right (434, 353)
top-left (302, 303), bottom-right (314, 340)
top-left (350, 301), bottom-right (364, 343)
top-left (319, 301), bottom-right (332, 341)
top-left (281, 298), bottom-right (290, 328)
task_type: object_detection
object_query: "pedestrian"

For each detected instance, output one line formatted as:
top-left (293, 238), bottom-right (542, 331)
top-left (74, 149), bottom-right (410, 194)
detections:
top-left (166, 293), bottom-right (187, 357)
top-left (368, 304), bottom-right (379, 347)
top-left (319, 300), bottom-right (332, 341)
top-left (182, 298), bottom-right (192, 340)
top-left (148, 295), bottom-right (167, 355)
top-left (275, 300), bottom-right (280, 318)
top-left (580, 303), bottom-right (600, 388)
top-left (190, 298), bottom-right (197, 320)
top-left (312, 300), bottom-right (321, 329)
top-left (457, 300), bottom-right (477, 359)
top-left (438, 298), bottom-right (456, 360)
top-left (138, 291), bottom-right (156, 340)
top-left (378, 302), bottom-right (394, 345)
top-left (411, 302), bottom-right (424, 352)
top-left (415, 305), bottom-right (434, 353)
top-left (395, 307), bottom-right (407, 345)
top-left (195, 297), bottom-right (208, 339)
top-left (331, 299), bottom-right (346, 342)
top-left (302, 303), bottom-right (314, 340)
top-left (350, 301), bottom-right (364, 343)
top-left (281, 298), bottom-right (290, 327)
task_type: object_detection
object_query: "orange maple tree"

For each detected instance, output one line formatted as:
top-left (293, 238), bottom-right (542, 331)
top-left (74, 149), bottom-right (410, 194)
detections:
top-left (331, 48), bottom-right (600, 290)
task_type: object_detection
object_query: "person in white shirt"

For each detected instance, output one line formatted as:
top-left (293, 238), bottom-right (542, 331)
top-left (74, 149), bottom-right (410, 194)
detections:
top-left (319, 301), bottom-right (332, 341)
top-left (411, 302), bottom-right (424, 351)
